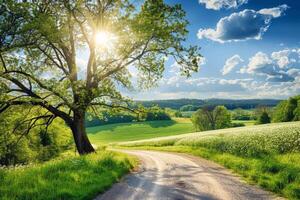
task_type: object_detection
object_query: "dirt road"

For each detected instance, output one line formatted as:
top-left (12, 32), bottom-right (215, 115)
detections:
top-left (96, 150), bottom-right (283, 200)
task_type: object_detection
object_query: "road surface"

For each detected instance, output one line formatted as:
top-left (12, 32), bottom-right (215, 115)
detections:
top-left (95, 150), bottom-right (283, 200)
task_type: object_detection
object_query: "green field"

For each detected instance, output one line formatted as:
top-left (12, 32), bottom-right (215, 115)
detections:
top-left (120, 122), bottom-right (300, 199)
top-left (181, 111), bottom-right (195, 118)
top-left (232, 120), bottom-right (256, 126)
top-left (87, 118), bottom-right (256, 145)
top-left (0, 151), bottom-right (137, 200)
top-left (87, 119), bottom-right (195, 145)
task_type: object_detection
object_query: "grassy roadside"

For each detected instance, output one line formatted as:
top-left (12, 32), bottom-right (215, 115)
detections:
top-left (0, 151), bottom-right (137, 200)
top-left (119, 122), bottom-right (300, 199)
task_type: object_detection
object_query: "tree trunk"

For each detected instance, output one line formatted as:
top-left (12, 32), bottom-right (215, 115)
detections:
top-left (71, 111), bottom-right (95, 155)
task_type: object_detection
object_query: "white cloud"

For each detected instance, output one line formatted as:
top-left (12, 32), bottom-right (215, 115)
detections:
top-left (199, 0), bottom-right (248, 10)
top-left (197, 5), bottom-right (288, 43)
top-left (241, 48), bottom-right (300, 82)
top-left (271, 49), bottom-right (291, 68)
top-left (222, 54), bottom-right (243, 75)
top-left (123, 47), bottom-right (300, 100)
top-left (246, 52), bottom-right (273, 74)
top-left (125, 75), bottom-right (300, 100)
top-left (258, 4), bottom-right (289, 18)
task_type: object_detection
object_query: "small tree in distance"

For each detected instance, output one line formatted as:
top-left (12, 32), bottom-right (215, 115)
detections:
top-left (255, 105), bottom-right (271, 124)
top-left (258, 111), bottom-right (271, 124)
top-left (0, 1), bottom-right (202, 154)
top-left (192, 106), bottom-right (231, 131)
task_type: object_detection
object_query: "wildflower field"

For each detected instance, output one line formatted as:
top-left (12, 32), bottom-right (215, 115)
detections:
top-left (120, 122), bottom-right (300, 199)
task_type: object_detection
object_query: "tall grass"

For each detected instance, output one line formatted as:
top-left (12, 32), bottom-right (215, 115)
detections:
top-left (177, 123), bottom-right (300, 157)
top-left (123, 122), bottom-right (300, 154)
top-left (0, 151), bottom-right (137, 200)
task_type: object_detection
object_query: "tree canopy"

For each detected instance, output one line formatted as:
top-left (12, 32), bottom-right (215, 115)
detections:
top-left (0, 0), bottom-right (201, 154)
top-left (272, 95), bottom-right (300, 122)
top-left (191, 106), bottom-right (231, 131)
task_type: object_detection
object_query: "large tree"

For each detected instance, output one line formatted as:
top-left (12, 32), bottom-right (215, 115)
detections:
top-left (0, 0), bottom-right (201, 154)
top-left (192, 106), bottom-right (231, 131)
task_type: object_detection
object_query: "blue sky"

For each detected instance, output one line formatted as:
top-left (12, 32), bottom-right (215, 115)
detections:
top-left (126, 0), bottom-right (300, 100)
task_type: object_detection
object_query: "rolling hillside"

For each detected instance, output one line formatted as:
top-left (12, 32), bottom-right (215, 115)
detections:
top-left (88, 119), bottom-right (195, 145)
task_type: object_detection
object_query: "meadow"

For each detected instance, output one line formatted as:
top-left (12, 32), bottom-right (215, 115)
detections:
top-left (120, 122), bottom-right (300, 199)
top-left (0, 151), bottom-right (137, 200)
top-left (87, 119), bottom-right (195, 145)
top-left (232, 120), bottom-right (256, 126)
top-left (87, 118), bottom-right (255, 145)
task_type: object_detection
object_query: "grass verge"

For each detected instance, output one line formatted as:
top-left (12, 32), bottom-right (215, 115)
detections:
top-left (0, 151), bottom-right (137, 200)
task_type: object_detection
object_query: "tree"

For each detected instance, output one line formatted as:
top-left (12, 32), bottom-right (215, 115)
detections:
top-left (145, 106), bottom-right (171, 121)
top-left (255, 105), bottom-right (272, 124)
top-left (293, 99), bottom-right (300, 121)
top-left (191, 106), bottom-right (231, 131)
top-left (272, 96), bottom-right (300, 122)
top-left (231, 108), bottom-right (254, 120)
top-left (272, 100), bottom-right (288, 122)
top-left (180, 104), bottom-right (197, 111)
top-left (174, 110), bottom-right (183, 118)
top-left (0, 1), bottom-right (201, 154)
top-left (214, 106), bottom-right (231, 129)
top-left (258, 111), bottom-right (271, 124)
top-left (164, 108), bottom-right (182, 118)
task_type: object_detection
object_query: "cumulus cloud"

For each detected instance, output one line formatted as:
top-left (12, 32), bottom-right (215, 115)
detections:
top-left (271, 49), bottom-right (296, 68)
top-left (245, 52), bottom-right (273, 74)
top-left (222, 55), bottom-right (244, 75)
top-left (199, 0), bottom-right (248, 10)
top-left (240, 48), bottom-right (300, 82)
top-left (123, 47), bottom-right (300, 100)
top-left (258, 4), bottom-right (289, 18)
top-left (157, 77), bottom-right (251, 95)
top-left (197, 5), bottom-right (288, 43)
top-left (125, 75), bottom-right (300, 100)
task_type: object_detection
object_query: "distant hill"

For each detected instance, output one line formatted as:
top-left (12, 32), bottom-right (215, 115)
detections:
top-left (136, 98), bottom-right (281, 110)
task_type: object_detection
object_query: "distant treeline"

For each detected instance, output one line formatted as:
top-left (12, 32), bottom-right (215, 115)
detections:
top-left (85, 106), bottom-right (171, 127)
top-left (137, 98), bottom-right (281, 110)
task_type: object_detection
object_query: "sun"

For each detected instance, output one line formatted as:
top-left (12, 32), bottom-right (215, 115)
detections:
top-left (95, 31), bottom-right (117, 49)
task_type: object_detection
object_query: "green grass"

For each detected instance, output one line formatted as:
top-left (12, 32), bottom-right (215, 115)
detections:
top-left (120, 122), bottom-right (300, 199)
top-left (181, 111), bottom-right (195, 118)
top-left (87, 120), bottom-right (195, 145)
top-left (0, 151), bottom-right (137, 200)
top-left (87, 119), bottom-right (254, 145)
top-left (232, 120), bottom-right (256, 126)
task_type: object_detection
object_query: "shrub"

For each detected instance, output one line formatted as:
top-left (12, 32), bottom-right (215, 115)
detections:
top-left (230, 122), bottom-right (245, 128)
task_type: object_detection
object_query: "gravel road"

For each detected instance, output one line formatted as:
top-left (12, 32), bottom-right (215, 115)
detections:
top-left (95, 150), bottom-right (283, 200)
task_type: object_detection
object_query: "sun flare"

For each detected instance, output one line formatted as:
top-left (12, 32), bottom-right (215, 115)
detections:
top-left (95, 31), bottom-right (117, 49)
